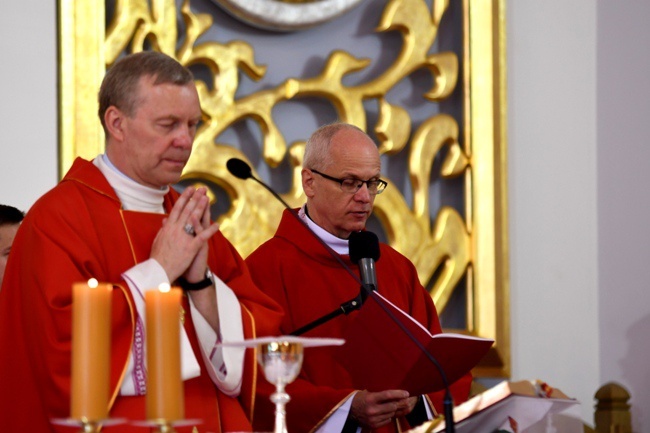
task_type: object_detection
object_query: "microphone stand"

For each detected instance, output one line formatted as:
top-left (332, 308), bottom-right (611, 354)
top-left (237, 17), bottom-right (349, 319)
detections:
top-left (291, 284), bottom-right (373, 336)
top-left (227, 159), bottom-right (455, 432)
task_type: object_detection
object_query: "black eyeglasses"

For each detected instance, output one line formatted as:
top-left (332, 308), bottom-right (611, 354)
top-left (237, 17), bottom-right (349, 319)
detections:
top-left (310, 169), bottom-right (387, 195)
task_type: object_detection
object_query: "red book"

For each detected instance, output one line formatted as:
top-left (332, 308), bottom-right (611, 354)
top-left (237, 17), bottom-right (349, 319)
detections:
top-left (336, 291), bottom-right (493, 396)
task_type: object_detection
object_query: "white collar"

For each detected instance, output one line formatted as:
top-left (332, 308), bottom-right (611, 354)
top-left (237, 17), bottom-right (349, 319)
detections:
top-left (94, 154), bottom-right (169, 213)
top-left (298, 205), bottom-right (350, 255)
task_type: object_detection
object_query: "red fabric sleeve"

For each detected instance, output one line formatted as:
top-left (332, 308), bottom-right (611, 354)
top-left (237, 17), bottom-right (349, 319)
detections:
top-left (0, 182), bottom-right (134, 431)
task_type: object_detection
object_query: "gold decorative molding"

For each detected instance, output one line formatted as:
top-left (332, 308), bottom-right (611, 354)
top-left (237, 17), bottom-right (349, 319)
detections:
top-left (58, 1), bottom-right (105, 175)
top-left (58, 0), bottom-right (509, 377)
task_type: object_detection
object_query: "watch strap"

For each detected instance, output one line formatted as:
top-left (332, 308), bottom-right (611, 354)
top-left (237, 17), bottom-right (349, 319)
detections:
top-left (177, 270), bottom-right (213, 291)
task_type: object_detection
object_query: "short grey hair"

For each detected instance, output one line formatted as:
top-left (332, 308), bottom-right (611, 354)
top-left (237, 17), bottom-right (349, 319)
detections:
top-left (303, 122), bottom-right (368, 170)
top-left (98, 51), bottom-right (194, 133)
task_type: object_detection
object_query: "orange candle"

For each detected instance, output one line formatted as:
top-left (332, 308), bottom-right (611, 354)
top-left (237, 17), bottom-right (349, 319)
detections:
top-left (145, 283), bottom-right (184, 422)
top-left (70, 278), bottom-right (112, 421)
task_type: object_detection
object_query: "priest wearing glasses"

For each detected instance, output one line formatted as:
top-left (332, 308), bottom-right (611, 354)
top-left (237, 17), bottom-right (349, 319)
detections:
top-left (246, 122), bottom-right (472, 433)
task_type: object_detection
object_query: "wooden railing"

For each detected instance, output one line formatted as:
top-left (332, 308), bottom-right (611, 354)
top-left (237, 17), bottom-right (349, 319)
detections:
top-left (585, 382), bottom-right (632, 433)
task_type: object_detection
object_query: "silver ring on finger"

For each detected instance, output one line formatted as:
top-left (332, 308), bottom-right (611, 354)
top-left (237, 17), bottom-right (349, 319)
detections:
top-left (183, 223), bottom-right (196, 236)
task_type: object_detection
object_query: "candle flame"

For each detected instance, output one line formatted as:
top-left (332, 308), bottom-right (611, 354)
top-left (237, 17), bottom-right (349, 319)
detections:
top-left (158, 283), bottom-right (171, 293)
top-left (88, 278), bottom-right (99, 288)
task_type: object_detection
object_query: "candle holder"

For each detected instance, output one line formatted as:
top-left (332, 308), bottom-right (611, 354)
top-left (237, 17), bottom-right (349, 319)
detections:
top-left (144, 419), bottom-right (176, 433)
top-left (51, 417), bottom-right (126, 432)
top-left (220, 336), bottom-right (344, 433)
top-left (131, 417), bottom-right (202, 432)
top-left (147, 419), bottom-right (175, 433)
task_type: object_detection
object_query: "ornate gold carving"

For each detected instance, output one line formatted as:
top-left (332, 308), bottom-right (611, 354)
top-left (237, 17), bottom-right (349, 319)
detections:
top-left (58, 0), bottom-right (509, 377)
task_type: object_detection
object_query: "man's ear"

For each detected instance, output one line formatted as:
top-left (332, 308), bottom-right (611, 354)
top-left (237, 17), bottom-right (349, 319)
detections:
top-left (302, 168), bottom-right (316, 198)
top-left (104, 106), bottom-right (126, 142)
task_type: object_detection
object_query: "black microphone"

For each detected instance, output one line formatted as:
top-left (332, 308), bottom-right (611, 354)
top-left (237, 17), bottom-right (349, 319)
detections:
top-left (349, 231), bottom-right (380, 292)
top-left (226, 157), bottom-right (293, 214)
top-left (226, 158), bottom-right (253, 180)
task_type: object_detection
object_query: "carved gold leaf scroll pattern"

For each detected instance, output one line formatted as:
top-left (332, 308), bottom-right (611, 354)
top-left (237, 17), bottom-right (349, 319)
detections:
top-left (103, 0), bottom-right (472, 313)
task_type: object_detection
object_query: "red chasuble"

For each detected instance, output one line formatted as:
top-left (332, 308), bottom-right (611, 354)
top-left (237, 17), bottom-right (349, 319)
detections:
top-left (0, 158), bottom-right (283, 432)
top-left (246, 209), bottom-right (472, 433)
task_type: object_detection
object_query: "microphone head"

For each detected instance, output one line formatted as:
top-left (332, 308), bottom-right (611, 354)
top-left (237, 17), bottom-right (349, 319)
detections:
top-left (226, 158), bottom-right (253, 180)
top-left (349, 230), bottom-right (381, 263)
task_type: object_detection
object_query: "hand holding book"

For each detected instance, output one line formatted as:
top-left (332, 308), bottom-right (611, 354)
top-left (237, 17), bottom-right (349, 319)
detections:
top-left (336, 291), bottom-right (494, 396)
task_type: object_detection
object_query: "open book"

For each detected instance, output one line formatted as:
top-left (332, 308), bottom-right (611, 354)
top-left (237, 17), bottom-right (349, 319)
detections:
top-left (409, 380), bottom-right (582, 433)
top-left (336, 291), bottom-right (493, 396)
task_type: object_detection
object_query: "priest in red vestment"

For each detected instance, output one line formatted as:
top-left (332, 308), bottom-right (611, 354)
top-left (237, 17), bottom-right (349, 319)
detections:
top-left (246, 122), bottom-right (472, 433)
top-left (0, 51), bottom-right (282, 432)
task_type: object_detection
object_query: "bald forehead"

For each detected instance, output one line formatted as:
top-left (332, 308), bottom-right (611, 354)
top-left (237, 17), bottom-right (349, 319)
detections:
top-left (329, 128), bottom-right (378, 157)
top-left (332, 127), bottom-right (375, 145)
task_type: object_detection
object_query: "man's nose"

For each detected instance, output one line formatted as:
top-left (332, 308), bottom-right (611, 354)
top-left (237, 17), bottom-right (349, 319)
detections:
top-left (354, 182), bottom-right (372, 202)
top-left (174, 124), bottom-right (194, 148)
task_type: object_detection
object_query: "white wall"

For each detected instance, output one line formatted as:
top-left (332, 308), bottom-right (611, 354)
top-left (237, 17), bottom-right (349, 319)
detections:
top-left (1, 1), bottom-right (647, 430)
top-left (0, 1), bottom-right (57, 211)
top-left (507, 0), bottom-right (600, 423)
top-left (597, 3), bottom-right (650, 431)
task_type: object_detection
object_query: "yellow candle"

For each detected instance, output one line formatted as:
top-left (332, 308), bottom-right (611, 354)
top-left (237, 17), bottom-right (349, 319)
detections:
top-left (145, 284), bottom-right (184, 422)
top-left (71, 278), bottom-right (112, 421)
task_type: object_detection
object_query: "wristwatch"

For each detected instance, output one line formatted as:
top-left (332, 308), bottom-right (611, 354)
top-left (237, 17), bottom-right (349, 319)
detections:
top-left (177, 269), bottom-right (214, 291)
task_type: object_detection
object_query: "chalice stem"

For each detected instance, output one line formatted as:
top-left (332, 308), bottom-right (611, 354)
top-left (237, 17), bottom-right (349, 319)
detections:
top-left (271, 382), bottom-right (290, 433)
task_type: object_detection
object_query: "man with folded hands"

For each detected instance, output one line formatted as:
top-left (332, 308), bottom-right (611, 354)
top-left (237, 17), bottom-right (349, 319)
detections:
top-left (0, 51), bottom-right (283, 432)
